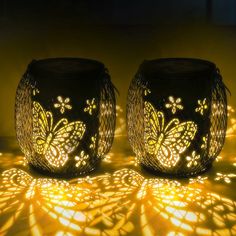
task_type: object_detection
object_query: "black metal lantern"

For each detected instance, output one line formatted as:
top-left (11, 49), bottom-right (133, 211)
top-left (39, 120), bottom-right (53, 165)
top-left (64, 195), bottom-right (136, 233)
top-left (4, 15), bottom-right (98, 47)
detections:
top-left (127, 58), bottom-right (228, 177)
top-left (15, 58), bottom-right (116, 177)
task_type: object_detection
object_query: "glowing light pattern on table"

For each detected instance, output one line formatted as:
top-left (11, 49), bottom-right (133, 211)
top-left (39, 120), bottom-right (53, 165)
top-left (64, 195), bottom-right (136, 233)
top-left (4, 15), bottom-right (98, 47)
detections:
top-left (0, 168), bottom-right (236, 236)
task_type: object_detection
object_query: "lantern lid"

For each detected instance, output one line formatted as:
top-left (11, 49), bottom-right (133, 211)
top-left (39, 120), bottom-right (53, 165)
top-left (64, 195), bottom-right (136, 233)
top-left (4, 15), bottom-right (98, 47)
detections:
top-left (27, 58), bottom-right (106, 80)
top-left (140, 58), bottom-right (216, 78)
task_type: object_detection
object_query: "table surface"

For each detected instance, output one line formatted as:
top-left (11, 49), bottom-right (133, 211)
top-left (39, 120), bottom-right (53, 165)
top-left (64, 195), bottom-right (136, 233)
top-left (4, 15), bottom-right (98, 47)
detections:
top-left (0, 129), bottom-right (236, 236)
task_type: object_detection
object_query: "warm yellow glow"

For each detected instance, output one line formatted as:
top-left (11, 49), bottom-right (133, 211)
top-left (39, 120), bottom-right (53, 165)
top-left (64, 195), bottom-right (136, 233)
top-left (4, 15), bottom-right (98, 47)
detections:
top-left (189, 176), bottom-right (208, 184)
top-left (75, 151), bottom-right (89, 168)
top-left (165, 96), bottom-right (184, 114)
top-left (0, 168), bottom-right (236, 236)
top-left (89, 135), bottom-right (97, 150)
top-left (226, 105), bottom-right (236, 138)
top-left (32, 101), bottom-right (86, 168)
top-left (195, 98), bottom-right (208, 115)
top-left (84, 98), bottom-right (96, 115)
top-left (215, 173), bottom-right (236, 184)
top-left (144, 101), bottom-right (197, 168)
top-left (201, 136), bottom-right (208, 149)
top-left (54, 96), bottom-right (72, 114)
top-left (186, 151), bottom-right (200, 168)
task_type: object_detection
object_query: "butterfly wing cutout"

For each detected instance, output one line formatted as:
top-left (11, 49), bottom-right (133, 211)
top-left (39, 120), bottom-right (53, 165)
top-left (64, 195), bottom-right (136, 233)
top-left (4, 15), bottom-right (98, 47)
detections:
top-left (158, 120), bottom-right (197, 168)
top-left (32, 101), bottom-right (50, 155)
top-left (32, 101), bottom-right (86, 168)
top-left (144, 101), bottom-right (164, 155)
top-left (144, 101), bottom-right (197, 168)
top-left (45, 121), bottom-right (86, 168)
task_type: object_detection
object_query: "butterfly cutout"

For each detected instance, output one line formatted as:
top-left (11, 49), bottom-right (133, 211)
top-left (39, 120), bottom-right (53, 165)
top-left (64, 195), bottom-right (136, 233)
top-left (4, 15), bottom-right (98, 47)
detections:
top-left (32, 101), bottom-right (86, 168)
top-left (144, 101), bottom-right (197, 168)
top-left (1, 168), bottom-right (236, 236)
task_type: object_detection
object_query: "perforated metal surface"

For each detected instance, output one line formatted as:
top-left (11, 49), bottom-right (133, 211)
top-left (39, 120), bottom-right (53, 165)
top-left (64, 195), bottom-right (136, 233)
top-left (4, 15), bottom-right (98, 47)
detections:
top-left (15, 60), bottom-right (116, 177)
top-left (127, 60), bottom-right (227, 177)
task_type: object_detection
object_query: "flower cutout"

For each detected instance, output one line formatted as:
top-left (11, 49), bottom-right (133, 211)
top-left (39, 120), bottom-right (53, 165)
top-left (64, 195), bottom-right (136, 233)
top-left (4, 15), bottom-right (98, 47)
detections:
top-left (84, 98), bottom-right (96, 115)
top-left (32, 88), bottom-right (39, 96)
top-left (75, 151), bottom-right (89, 168)
top-left (186, 151), bottom-right (200, 168)
top-left (195, 98), bottom-right (208, 115)
top-left (144, 88), bottom-right (151, 96)
top-left (214, 173), bottom-right (236, 184)
top-left (201, 136), bottom-right (208, 149)
top-left (89, 135), bottom-right (97, 150)
top-left (189, 176), bottom-right (208, 184)
top-left (165, 96), bottom-right (183, 114)
top-left (54, 96), bottom-right (72, 114)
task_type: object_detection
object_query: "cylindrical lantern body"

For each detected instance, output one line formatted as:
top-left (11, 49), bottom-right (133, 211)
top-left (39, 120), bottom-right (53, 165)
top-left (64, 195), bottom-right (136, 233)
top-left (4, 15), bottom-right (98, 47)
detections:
top-left (15, 58), bottom-right (116, 177)
top-left (127, 58), bottom-right (227, 176)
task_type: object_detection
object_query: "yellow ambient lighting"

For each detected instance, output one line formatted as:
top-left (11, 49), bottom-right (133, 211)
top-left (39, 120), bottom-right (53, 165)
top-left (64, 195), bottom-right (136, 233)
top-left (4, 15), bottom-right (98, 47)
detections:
top-left (0, 168), bottom-right (236, 236)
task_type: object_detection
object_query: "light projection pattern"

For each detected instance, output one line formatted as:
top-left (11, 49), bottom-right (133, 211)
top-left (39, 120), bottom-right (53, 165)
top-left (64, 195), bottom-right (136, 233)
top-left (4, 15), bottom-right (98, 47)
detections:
top-left (54, 96), bottom-right (72, 114)
top-left (0, 168), bottom-right (236, 236)
top-left (214, 173), bottom-right (236, 184)
top-left (189, 176), bottom-right (208, 184)
top-left (165, 96), bottom-right (184, 114)
top-left (32, 101), bottom-right (86, 168)
top-left (144, 101), bottom-right (197, 169)
top-left (227, 105), bottom-right (236, 138)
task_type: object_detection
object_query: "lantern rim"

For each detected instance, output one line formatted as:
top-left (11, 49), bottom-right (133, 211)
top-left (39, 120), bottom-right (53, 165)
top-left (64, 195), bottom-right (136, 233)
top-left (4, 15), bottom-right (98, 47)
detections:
top-left (139, 58), bottom-right (216, 78)
top-left (27, 57), bottom-right (105, 80)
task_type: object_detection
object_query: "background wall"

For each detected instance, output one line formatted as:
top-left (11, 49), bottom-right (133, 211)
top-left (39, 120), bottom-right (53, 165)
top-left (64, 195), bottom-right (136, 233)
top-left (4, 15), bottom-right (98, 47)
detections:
top-left (0, 0), bottom-right (236, 137)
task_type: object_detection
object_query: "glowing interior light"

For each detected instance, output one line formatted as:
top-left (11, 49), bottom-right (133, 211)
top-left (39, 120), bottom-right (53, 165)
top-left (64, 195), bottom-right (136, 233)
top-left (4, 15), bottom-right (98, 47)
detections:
top-left (32, 101), bottom-right (86, 168)
top-left (144, 101), bottom-right (197, 168)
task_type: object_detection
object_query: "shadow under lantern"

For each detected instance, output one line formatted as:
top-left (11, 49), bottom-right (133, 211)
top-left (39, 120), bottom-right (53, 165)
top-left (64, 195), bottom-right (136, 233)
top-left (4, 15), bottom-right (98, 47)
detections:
top-left (127, 58), bottom-right (228, 177)
top-left (15, 58), bottom-right (116, 177)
